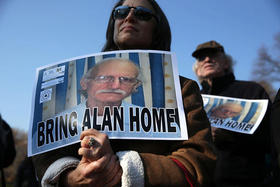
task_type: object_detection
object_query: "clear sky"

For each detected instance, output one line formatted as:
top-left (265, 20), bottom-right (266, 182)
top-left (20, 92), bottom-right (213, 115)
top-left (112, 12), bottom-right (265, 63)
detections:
top-left (0, 0), bottom-right (279, 132)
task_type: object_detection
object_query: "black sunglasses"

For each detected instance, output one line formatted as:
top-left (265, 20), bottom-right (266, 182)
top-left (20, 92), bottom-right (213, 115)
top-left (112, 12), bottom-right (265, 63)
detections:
top-left (113, 5), bottom-right (158, 22)
top-left (197, 50), bottom-right (223, 62)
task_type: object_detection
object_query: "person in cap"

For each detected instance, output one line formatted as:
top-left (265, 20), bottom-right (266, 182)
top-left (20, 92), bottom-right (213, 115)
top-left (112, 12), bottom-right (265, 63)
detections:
top-left (192, 40), bottom-right (233, 86)
top-left (192, 40), bottom-right (276, 186)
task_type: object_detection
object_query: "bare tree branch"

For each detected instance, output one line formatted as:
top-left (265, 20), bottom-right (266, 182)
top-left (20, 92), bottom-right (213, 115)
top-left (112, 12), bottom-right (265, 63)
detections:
top-left (251, 32), bottom-right (280, 99)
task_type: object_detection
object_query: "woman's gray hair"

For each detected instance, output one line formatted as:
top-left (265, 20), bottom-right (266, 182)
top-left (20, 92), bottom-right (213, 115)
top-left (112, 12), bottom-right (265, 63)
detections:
top-left (192, 53), bottom-right (235, 82)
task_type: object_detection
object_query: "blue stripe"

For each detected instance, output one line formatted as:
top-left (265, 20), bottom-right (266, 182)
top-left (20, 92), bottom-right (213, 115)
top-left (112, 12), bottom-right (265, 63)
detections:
top-left (149, 53), bottom-right (165, 107)
top-left (55, 62), bottom-right (69, 114)
top-left (129, 53), bottom-right (145, 106)
top-left (243, 102), bottom-right (258, 123)
top-left (208, 98), bottom-right (221, 116)
top-left (103, 53), bottom-right (116, 59)
top-left (76, 58), bottom-right (86, 104)
top-left (87, 56), bottom-right (96, 70)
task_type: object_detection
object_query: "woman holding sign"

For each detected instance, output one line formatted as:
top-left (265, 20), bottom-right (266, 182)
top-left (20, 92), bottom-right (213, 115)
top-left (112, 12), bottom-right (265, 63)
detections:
top-left (33, 0), bottom-right (216, 186)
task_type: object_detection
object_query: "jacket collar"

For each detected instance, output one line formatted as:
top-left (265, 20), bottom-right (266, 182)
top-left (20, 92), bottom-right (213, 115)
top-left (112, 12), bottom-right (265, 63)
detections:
top-left (201, 73), bottom-right (235, 94)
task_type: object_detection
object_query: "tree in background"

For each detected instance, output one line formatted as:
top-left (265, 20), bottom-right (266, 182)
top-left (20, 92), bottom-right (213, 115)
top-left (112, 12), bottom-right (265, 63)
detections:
top-left (251, 32), bottom-right (280, 100)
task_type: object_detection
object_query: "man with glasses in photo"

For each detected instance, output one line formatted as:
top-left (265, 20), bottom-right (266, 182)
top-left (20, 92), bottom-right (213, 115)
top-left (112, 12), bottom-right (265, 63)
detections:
top-left (192, 40), bottom-right (275, 186)
top-left (210, 102), bottom-right (243, 120)
top-left (80, 57), bottom-right (142, 116)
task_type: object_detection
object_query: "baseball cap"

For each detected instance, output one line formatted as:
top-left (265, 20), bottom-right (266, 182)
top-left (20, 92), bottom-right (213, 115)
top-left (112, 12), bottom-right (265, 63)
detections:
top-left (192, 40), bottom-right (225, 58)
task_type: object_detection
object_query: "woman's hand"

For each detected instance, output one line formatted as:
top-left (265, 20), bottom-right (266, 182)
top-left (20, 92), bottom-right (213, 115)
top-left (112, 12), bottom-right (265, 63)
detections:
top-left (60, 129), bottom-right (122, 187)
top-left (79, 129), bottom-right (114, 162)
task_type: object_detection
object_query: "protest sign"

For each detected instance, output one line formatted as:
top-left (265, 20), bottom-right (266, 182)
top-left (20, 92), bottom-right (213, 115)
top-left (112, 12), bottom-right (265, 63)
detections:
top-left (202, 94), bottom-right (268, 134)
top-left (28, 50), bottom-right (188, 156)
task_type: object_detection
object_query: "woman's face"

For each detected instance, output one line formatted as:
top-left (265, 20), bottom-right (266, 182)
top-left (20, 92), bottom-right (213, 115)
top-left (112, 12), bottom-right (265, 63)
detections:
top-left (113, 0), bottom-right (157, 49)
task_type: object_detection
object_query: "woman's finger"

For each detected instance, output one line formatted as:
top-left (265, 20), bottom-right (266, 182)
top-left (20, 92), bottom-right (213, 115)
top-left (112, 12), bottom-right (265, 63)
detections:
top-left (78, 147), bottom-right (101, 162)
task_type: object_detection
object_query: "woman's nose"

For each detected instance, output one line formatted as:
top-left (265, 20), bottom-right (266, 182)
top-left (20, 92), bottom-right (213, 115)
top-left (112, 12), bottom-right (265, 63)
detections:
top-left (125, 9), bottom-right (136, 21)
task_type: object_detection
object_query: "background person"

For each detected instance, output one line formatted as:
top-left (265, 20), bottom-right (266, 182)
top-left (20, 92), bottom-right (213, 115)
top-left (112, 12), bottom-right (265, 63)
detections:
top-left (192, 40), bottom-right (275, 186)
top-left (271, 88), bottom-right (280, 186)
top-left (33, 0), bottom-right (216, 186)
top-left (0, 115), bottom-right (16, 187)
top-left (14, 157), bottom-right (40, 187)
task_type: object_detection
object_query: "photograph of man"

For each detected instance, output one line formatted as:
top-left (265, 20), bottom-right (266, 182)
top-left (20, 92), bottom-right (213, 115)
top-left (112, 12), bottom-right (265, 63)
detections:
top-left (80, 57), bottom-right (142, 116)
top-left (209, 102), bottom-right (244, 139)
top-left (210, 102), bottom-right (243, 119)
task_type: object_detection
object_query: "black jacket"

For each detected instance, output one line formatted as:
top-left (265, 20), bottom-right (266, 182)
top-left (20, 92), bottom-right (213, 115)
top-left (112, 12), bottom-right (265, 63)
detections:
top-left (271, 89), bottom-right (280, 171)
top-left (201, 73), bottom-right (272, 187)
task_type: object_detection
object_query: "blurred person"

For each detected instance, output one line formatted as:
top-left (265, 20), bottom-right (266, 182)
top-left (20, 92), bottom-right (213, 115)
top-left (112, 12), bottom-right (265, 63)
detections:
top-left (0, 115), bottom-right (16, 187)
top-left (14, 157), bottom-right (40, 187)
top-left (32, 0), bottom-right (216, 186)
top-left (192, 40), bottom-right (275, 187)
top-left (271, 88), bottom-right (280, 185)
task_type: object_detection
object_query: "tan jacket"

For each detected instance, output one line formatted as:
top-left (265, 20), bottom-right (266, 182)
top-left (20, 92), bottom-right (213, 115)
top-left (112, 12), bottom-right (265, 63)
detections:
top-left (32, 77), bottom-right (216, 186)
